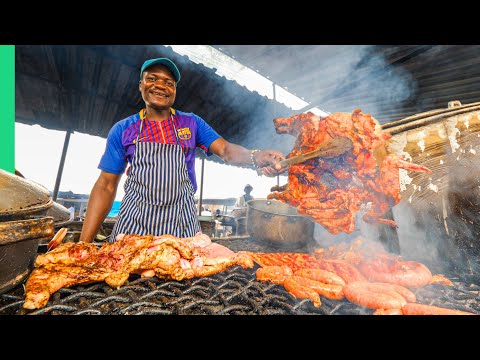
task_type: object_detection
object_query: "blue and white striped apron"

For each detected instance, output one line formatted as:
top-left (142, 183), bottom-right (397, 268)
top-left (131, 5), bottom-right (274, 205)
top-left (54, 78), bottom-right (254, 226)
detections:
top-left (109, 116), bottom-right (201, 242)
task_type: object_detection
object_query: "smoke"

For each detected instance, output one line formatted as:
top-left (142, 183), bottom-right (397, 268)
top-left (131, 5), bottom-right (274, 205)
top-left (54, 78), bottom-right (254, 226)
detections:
top-left (322, 47), bottom-right (417, 122)
top-left (392, 201), bottom-right (441, 264)
top-left (200, 45), bottom-right (423, 153)
top-left (245, 45), bottom-right (419, 126)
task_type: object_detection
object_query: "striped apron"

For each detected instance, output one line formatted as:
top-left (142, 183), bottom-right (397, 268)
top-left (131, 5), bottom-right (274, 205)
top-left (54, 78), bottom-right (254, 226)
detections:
top-left (109, 116), bottom-right (201, 242)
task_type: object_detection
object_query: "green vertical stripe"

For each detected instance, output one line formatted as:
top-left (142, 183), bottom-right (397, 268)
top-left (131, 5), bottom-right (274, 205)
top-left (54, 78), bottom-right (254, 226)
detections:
top-left (0, 45), bottom-right (15, 173)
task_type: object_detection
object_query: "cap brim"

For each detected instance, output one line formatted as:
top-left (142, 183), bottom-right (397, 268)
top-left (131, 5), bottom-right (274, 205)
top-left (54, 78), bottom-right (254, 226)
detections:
top-left (141, 58), bottom-right (181, 83)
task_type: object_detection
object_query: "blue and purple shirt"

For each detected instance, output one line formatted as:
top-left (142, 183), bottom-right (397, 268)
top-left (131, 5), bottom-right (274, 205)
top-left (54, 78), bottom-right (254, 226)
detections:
top-left (98, 108), bottom-right (221, 192)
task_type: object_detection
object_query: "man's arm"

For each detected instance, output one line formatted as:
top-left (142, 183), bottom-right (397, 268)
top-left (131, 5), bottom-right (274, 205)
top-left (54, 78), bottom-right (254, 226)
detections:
top-left (208, 138), bottom-right (287, 176)
top-left (79, 171), bottom-right (122, 243)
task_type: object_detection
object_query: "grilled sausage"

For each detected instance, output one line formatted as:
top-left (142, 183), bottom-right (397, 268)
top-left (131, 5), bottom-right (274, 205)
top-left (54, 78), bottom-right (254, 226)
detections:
top-left (317, 259), bottom-right (367, 283)
top-left (373, 308), bottom-right (403, 315)
top-left (294, 268), bottom-right (346, 286)
top-left (343, 281), bottom-right (407, 309)
top-left (256, 265), bottom-right (293, 285)
top-left (284, 276), bottom-right (322, 308)
top-left (367, 282), bottom-right (417, 303)
top-left (358, 257), bottom-right (432, 288)
top-left (401, 303), bottom-right (475, 315)
top-left (290, 275), bottom-right (344, 300)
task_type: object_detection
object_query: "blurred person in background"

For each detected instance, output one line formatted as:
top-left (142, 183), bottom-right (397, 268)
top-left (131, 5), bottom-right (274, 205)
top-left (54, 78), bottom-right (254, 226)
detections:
top-left (232, 184), bottom-right (254, 219)
top-left (235, 184), bottom-right (254, 208)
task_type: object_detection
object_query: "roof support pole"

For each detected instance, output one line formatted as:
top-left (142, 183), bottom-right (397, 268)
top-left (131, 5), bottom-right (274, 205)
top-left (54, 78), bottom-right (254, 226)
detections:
top-left (273, 82), bottom-right (280, 187)
top-left (52, 129), bottom-right (71, 201)
top-left (198, 157), bottom-right (205, 216)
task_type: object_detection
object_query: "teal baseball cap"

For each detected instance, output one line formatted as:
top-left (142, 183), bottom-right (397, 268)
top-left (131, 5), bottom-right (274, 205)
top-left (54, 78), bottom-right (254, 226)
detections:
top-left (140, 58), bottom-right (181, 83)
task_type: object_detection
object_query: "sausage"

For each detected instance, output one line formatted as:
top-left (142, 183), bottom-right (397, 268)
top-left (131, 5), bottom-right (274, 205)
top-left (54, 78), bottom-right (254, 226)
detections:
top-left (401, 303), bottom-right (475, 315)
top-left (373, 308), bottom-right (403, 315)
top-left (284, 276), bottom-right (322, 308)
top-left (367, 282), bottom-right (417, 303)
top-left (430, 274), bottom-right (454, 286)
top-left (317, 259), bottom-right (367, 283)
top-left (290, 275), bottom-right (344, 300)
top-left (294, 268), bottom-right (346, 286)
top-left (256, 265), bottom-right (293, 285)
top-left (358, 257), bottom-right (432, 288)
top-left (343, 281), bottom-right (407, 309)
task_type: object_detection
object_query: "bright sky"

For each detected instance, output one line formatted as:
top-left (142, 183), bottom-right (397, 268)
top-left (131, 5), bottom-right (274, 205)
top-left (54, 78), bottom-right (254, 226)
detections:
top-left (14, 122), bottom-right (285, 201)
top-left (16, 45), bottom-right (329, 202)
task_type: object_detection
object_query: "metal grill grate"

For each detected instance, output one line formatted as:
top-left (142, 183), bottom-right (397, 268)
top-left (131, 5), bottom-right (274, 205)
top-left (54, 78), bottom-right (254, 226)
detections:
top-left (1, 237), bottom-right (479, 315)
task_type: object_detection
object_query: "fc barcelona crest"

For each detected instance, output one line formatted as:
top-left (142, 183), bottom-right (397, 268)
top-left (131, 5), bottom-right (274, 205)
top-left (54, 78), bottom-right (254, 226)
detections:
top-left (177, 127), bottom-right (191, 140)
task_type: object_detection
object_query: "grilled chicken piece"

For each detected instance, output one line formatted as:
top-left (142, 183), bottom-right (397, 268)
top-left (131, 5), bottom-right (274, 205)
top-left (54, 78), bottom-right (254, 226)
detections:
top-left (268, 109), bottom-right (431, 234)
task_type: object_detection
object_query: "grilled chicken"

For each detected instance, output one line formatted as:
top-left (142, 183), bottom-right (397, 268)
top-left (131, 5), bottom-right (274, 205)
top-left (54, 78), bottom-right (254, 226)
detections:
top-left (268, 109), bottom-right (431, 234)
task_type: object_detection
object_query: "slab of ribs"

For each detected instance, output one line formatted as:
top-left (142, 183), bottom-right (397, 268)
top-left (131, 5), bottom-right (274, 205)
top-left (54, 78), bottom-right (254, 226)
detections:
top-left (24, 233), bottom-right (254, 309)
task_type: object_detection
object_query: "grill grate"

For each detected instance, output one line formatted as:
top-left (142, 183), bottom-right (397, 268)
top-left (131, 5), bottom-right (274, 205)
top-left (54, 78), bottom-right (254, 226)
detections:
top-left (1, 237), bottom-right (479, 315)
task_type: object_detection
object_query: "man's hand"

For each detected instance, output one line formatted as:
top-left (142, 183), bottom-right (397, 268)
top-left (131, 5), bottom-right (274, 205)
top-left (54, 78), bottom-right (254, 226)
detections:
top-left (254, 150), bottom-right (288, 177)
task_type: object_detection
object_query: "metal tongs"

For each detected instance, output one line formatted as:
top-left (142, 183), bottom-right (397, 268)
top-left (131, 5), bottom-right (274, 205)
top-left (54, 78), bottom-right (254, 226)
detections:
top-left (256, 137), bottom-right (353, 175)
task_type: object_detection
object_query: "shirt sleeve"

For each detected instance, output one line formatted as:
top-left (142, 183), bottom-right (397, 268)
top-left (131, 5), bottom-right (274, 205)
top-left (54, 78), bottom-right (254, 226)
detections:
top-left (193, 113), bottom-right (221, 156)
top-left (98, 122), bottom-right (127, 174)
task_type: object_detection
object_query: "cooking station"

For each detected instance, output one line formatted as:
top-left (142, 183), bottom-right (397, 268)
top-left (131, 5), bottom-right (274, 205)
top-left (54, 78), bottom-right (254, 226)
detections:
top-left (1, 236), bottom-right (479, 315)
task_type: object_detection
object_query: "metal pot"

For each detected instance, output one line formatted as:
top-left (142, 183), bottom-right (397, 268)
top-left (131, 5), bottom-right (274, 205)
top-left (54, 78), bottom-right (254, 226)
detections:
top-left (381, 100), bottom-right (480, 259)
top-left (0, 216), bottom-right (54, 294)
top-left (46, 201), bottom-right (73, 228)
top-left (246, 199), bottom-right (315, 250)
top-left (0, 168), bottom-right (52, 220)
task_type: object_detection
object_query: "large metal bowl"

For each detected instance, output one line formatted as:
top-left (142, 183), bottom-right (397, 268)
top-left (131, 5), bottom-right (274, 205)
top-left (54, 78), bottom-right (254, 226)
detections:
top-left (246, 199), bottom-right (315, 250)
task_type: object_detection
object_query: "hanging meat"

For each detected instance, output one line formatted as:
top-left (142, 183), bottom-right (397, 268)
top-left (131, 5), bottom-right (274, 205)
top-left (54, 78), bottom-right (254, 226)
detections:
top-left (268, 109), bottom-right (432, 234)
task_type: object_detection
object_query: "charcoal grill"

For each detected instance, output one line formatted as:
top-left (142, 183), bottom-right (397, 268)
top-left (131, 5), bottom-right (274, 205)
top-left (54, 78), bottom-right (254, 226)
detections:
top-left (1, 236), bottom-right (479, 315)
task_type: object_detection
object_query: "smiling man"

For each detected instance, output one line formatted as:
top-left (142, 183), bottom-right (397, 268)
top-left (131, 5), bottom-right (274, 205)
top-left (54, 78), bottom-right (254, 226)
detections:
top-left (80, 57), bottom-right (287, 243)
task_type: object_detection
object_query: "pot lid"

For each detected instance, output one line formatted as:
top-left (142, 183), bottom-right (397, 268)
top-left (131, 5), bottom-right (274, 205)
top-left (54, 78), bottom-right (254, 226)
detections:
top-left (0, 169), bottom-right (53, 219)
top-left (45, 201), bottom-right (73, 226)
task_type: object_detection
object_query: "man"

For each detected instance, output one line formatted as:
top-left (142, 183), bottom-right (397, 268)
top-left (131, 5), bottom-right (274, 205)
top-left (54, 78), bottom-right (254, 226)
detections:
top-left (80, 57), bottom-right (287, 243)
top-left (235, 184), bottom-right (254, 208)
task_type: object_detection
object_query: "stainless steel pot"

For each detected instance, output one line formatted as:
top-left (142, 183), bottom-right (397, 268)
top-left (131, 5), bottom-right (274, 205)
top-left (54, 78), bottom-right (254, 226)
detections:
top-left (46, 201), bottom-right (73, 227)
top-left (246, 199), bottom-right (315, 250)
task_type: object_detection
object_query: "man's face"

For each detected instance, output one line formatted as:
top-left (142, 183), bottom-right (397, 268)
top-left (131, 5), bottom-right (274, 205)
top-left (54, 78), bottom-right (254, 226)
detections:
top-left (139, 64), bottom-right (176, 110)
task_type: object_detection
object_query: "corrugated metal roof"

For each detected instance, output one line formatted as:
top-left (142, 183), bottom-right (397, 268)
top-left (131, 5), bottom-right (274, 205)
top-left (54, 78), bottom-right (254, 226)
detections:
top-left (212, 45), bottom-right (480, 123)
top-left (15, 45), bottom-right (480, 163)
top-left (15, 45), bottom-right (296, 162)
